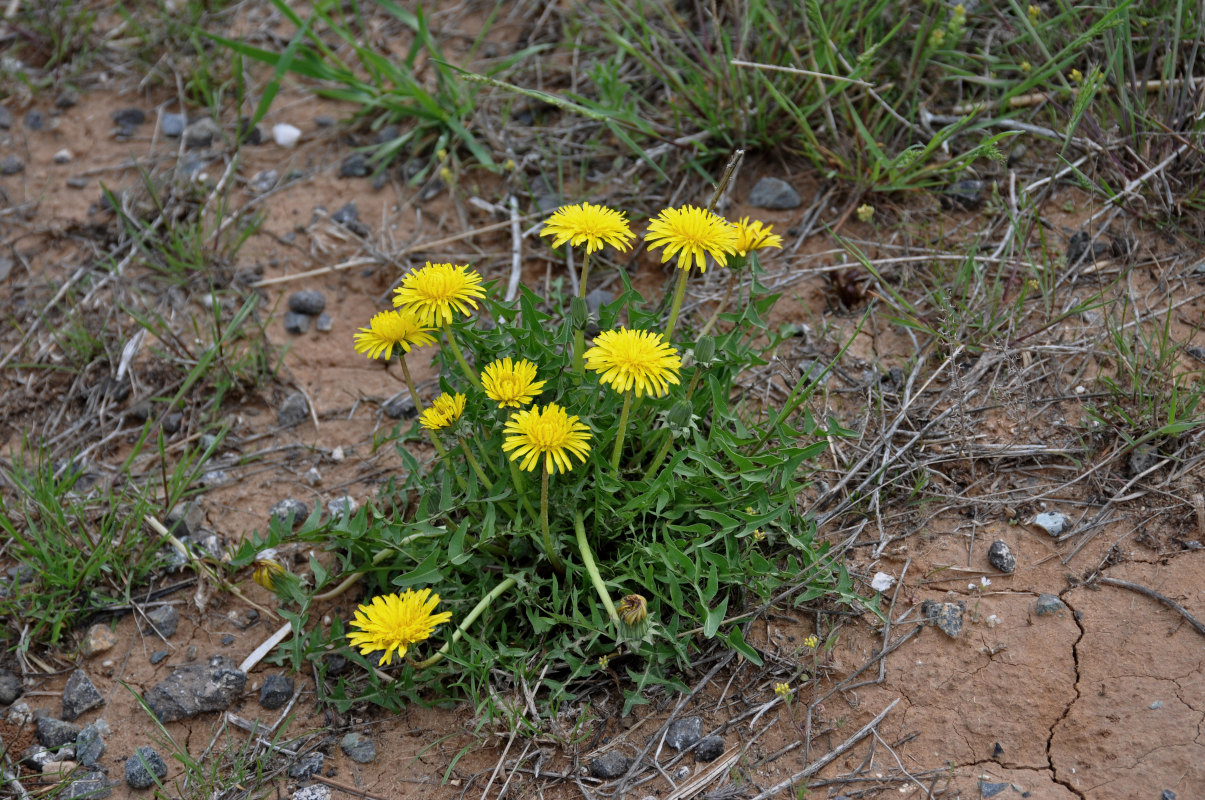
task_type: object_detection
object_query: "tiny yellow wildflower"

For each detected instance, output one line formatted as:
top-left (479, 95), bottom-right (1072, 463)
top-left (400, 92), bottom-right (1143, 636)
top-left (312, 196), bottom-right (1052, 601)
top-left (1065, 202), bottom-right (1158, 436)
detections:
top-left (803, 634), bottom-right (820, 649)
top-left (774, 682), bottom-right (792, 700)
top-left (1069, 68), bottom-right (1083, 84)
top-left (856, 204), bottom-right (875, 223)
top-left (1028, 3), bottom-right (1041, 22)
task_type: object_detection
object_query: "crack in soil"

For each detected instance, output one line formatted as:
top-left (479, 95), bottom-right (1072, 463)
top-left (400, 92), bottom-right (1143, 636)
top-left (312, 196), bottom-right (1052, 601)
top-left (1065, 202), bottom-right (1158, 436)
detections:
top-left (1047, 589), bottom-right (1086, 799)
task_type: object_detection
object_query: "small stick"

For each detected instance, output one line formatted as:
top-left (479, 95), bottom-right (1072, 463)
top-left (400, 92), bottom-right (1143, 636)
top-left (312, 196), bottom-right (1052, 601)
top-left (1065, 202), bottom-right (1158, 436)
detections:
top-left (1098, 577), bottom-right (1205, 638)
top-left (1193, 493), bottom-right (1205, 540)
top-left (950, 77), bottom-right (1200, 114)
top-left (239, 621), bottom-right (292, 673)
top-left (504, 195), bottom-right (523, 302)
top-left (730, 59), bottom-right (874, 87)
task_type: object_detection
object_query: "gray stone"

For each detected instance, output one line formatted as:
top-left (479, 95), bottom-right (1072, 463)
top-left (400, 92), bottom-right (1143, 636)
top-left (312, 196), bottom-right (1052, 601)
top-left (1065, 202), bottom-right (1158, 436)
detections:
top-left (584, 288), bottom-right (613, 315)
top-left (694, 735), bottom-right (725, 762)
top-left (1162, 791), bottom-right (1176, 800)
top-left (1035, 594), bottom-right (1066, 617)
top-left (67, 176), bottom-right (90, 189)
top-left (144, 655), bottom-right (246, 722)
top-left (160, 113), bottom-right (186, 137)
top-left (143, 605), bottom-right (179, 639)
top-left (921, 600), bottom-right (965, 638)
top-left (24, 109), bottom-right (44, 130)
top-left (62, 670), bottom-right (104, 721)
top-left (339, 152), bottom-right (370, 178)
top-left (220, 634), bottom-right (235, 646)
top-left (76, 723), bottom-right (105, 767)
top-left (418, 178), bottom-right (445, 202)
top-left (588, 751), bottom-right (632, 780)
top-left (162, 412), bottom-right (183, 434)
top-left (259, 673), bottom-right (294, 709)
top-left (978, 780), bottom-right (1009, 798)
top-left (0, 105), bottom-right (11, 129)
top-left (284, 311), bottom-right (311, 334)
top-left (314, 115), bottom-right (336, 128)
top-left (288, 751), bottom-right (324, 779)
top-left (328, 496), bottom-right (358, 518)
top-left (183, 118), bottom-right (222, 149)
top-left (278, 392), bottom-right (310, 428)
top-left (250, 169), bottom-right (278, 194)
top-left (37, 717), bottom-right (82, 748)
top-left (1, 155), bottom-right (24, 175)
top-left (331, 202), bottom-right (359, 225)
top-left (0, 667), bottom-right (23, 704)
top-left (149, 651), bottom-right (169, 665)
top-left (987, 540), bottom-right (1016, 574)
top-left (1128, 444), bottom-right (1161, 478)
top-left (664, 717), bottom-right (703, 750)
top-left (315, 313), bottom-right (333, 332)
top-left (270, 498), bottom-right (309, 528)
top-left (341, 731), bottom-right (376, 763)
top-left (292, 786), bottom-right (331, 800)
top-left (56, 90), bottom-right (80, 108)
top-left (748, 176), bottom-right (801, 210)
top-left (1031, 512), bottom-right (1069, 537)
top-left (111, 108), bottom-right (146, 127)
top-left (22, 744), bottom-right (52, 767)
top-left (63, 770), bottom-right (112, 799)
top-left (8, 700), bottom-right (32, 725)
top-left (125, 745), bottom-right (168, 789)
top-left (288, 290), bottom-right (326, 316)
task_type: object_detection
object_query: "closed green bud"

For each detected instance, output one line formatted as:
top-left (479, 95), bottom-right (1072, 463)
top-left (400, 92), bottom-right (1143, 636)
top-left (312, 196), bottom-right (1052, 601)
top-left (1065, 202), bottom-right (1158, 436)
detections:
top-left (693, 335), bottom-right (716, 365)
top-left (569, 296), bottom-right (589, 329)
top-left (664, 400), bottom-right (697, 439)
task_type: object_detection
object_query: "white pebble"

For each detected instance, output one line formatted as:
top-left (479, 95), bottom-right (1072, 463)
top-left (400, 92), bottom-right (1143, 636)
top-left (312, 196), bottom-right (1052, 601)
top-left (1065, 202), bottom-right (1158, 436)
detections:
top-left (272, 123), bottom-right (301, 148)
top-left (53, 149), bottom-right (72, 163)
top-left (870, 572), bottom-right (895, 592)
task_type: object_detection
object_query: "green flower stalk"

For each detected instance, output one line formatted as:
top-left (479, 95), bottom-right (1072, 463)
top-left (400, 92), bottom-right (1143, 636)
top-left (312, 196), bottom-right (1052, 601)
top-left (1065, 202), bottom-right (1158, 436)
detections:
top-left (575, 511), bottom-right (618, 625)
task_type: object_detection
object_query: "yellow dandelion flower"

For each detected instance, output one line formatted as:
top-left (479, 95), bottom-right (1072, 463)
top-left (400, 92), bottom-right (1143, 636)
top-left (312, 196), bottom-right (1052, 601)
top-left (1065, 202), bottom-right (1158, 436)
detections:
top-left (502, 402), bottom-right (592, 474)
top-left (803, 634), bottom-right (820, 649)
top-left (252, 549), bottom-right (286, 591)
top-left (353, 309), bottom-right (437, 360)
top-left (481, 357), bottom-right (546, 409)
top-left (644, 205), bottom-right (739, 273)
top-left (392, 262), bottom-right (487, 326)
top-left (540, 202), bottom-right (635, 254)
top-left (347, 589), bottom-right (452, 666)
top-left (616, 594), bottom-right (648, 627)
top-left (584, 328), bottom-right (682, 398)
top-left (419, 392), bottom-right (466, 431)
top-left (774, 682), bottom-right (792, 700)
top-left (733, 217), bottom-right (784, 257)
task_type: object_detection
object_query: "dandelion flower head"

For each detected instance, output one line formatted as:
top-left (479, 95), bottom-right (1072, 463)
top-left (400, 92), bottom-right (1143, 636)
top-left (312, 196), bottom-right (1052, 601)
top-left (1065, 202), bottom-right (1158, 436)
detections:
top-left (252, 549), bottom-right (286, 591)
top-left (353, 309), bottom-right (437, 360)
top-left (540, 202), bottom-right (635, 254)
top-left (347, 588), bottom-right (452, 666)
top-left (616, 594), bottom-right (649, 627)
top-left (644, 205), bottom-right (738, 273)
top-left (502, 402), bottom-right (592, 474)
top-left (584, 328), bottom-right (682, 398)
top-left (733, 217), bottom-right (783, 257)
top-left (419, 392), bottom-right (466, 431)
top-left (481, 357), bottom-right (546, 409)
top-left (392, 262), bottom-right (486, 326)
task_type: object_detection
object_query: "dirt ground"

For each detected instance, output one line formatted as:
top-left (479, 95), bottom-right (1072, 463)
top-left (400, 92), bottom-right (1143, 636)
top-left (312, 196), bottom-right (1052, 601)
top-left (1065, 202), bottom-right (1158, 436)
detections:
top-left (3, 25), bottom-right (1205, 800)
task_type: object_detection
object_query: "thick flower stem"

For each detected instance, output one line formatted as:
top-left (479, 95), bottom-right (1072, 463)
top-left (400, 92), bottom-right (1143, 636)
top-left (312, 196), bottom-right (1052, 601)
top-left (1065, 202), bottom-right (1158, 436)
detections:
top-left (698, 270), bottom-right (738, 338)
top-left (458, 437), bottom-right (493, 491)
top-left (413, 576), bottom-right (518, 669)
top-left (572, 251), bottom-right (592, 374)
top-left (642, 369), bottom-right (703, 482)
top-left (611, 391), bottom-right (633, 477)
top-left (540, 466), bottom-right (566, 574)
top-left (663, 267), bottom-right (689, 344)
top-left (575, 511), bottom-right (618, 626)
top-left (442, 321), bottom-right (482, 389)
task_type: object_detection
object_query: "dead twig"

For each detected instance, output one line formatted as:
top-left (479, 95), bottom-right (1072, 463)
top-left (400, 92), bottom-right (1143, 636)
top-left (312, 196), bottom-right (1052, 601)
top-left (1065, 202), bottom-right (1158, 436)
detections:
top-left (1097, 576), bottom-right (1205, 638)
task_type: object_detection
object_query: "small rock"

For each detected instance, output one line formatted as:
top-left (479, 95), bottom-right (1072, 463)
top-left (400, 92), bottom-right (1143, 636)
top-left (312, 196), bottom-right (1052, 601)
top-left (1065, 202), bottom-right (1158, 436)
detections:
top-left (220, 634), bottom-right (235, 646)
top-left (62, 670), bottom-right (104, 721)
top-left (178, 155), bottom-right (207, 179)
top-left (37, 717), bottom-right (82, 748)
top-left (1162, 791), bottom-right (1176, 800)
top-left (0, 106), bottom-right (11, 128)
top-left (259, 674), bottom-right (294, 710)
top-left (237, 117), bottom-right (264, 145)
top-left (1, 155), bottom-right (24, 175)
top-left (53, 149), bottom-right (72, 164)
top-left (588, 751), bottom-right (632, 780)
top-left (55, 90), bottom-right (80, 108)
top-left (1127, 444), bottom-right (1161, 478)
top-left (991, 742), bottom-right (1004, 759)
top-left (1006, 143), bottom-right (1027, 168)
top-left (22, 744), bottom-right (51, 767)
top-left (183, 118), bottom-right (222, 149)
top-left (76, 722), bottom-right (105, 767)
top-left (24, 109), bottom-right (45, 130)
top-left (250, 169), bottom-right (277, 194)
top-left (341, 732), bottom-right (376, 763)
top-left (8, 701), bottom-right (32, 725)
top-left (270, 498), bottom-right (309, 528)
top-left (1066, 231), bottom-right (1111, 266)
top-left (314, 115), bottom-right (336, 127)
top-left (1035, 594), bottom-right (1066, 617)
top-left (584, 288), bottom-right (613, 315)
top-left (272, 123), bottom-right (302, 148)
top-left (1150, 700), bottom-right (1164, 710)
top-left (383, 395), bottom-right (416, 419)
top-left (664, 717), bottom-right (703, 750)
top-left (143, 605), bottom-right (179, 639)
top-left (288, 290), bottom-right (326, 315)
top-left (331, 201), bottom-right (360, 225)
top-left (315, 313), bottom-right (333, 332)
top-left (284, 311), bottom-right (311, 334)
top-left (339, 153), bottom-right (370, 178)
top-left (288, 751), bottom-right (324, 779)
top-left (160, 113), bottom-right (187, 137)
top-left (67, 176), bottom-right (90, 189)
top-left (166, 502), bottom-right (204, 538)
top-left (978, 780), bottom-right (1009, 798)
top-left (987, 540), bottom-right (1016, 574)
top-left (112, 108), bottom-right (146, 127)
top-left (304, 467), bottom-right (322, 486)
top-left (870, 572), bottom-right (895, 592)
top-left (1031, 511), bottom-right (1070, 537)
top-left (278, 392), bottom-right (310, 428)
top-left (293, 786), bottom-right (332, 800)
top-left (940, 179), bottom-right (986, 211)
top-left (149, 651), bottom-right (169, 665)
top-left (921, 600), bottom-right (965, 638)
top-left (328, 496), bottom-right (358, 518)
top-left (0, 667), bottom-right (24, 704)
top-left (63, 770), bottom-right (112, 799)
top-left (144, 655), bottom-right (247, 722)
top-left (42, 759), bottom-right (78, 774)
top-left (748, 176), bottom-right (802, 210)
top-left (694, 735), bottom-right (725, 762)
top-left (200, 469), bottom-right (229, 487)
top-left (126, 745), bottom-right (168, 789)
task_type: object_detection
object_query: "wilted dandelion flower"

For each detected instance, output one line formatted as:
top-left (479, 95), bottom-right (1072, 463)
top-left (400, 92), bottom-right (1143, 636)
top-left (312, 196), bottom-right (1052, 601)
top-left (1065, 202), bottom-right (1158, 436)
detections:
top-left (252, 549), bottom-right (286, 591)
top-left (502, 402), bottom-right (592, 474)
top-left (347, 589), bottom-right (452, 666)
top-left (644, 205), bottom-right (739, 273)
top-left (419, 392), bottom-right (466, 431)
top-left (774, 682), bottom-right (792, 700)
top-left (481, 357), bottom-right (546, 409)
top-left (540, 202), bottom-right (635, 254)
top-left (616, 594), bottom-right (649, 627)
top-left (392, 262), bottom-right (486, 326)
top-left (733, 217), bottom-right (784, 257)
top-left (584, 328), bottom-right (682, 398)
top-left (353, 309), bottom-right (437, 360)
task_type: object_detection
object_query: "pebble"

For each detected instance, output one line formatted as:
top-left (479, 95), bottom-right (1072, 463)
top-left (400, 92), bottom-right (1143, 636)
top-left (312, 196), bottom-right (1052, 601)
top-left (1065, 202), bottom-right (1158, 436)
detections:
top-left (383, 395), bottom-right (416, 419)
top-left (220, 634), bottom-right (235, 646)
top-left (22, 744), bottom-right (53, 767)
top-left (978, 780), bottom-right (1009, 798)
top-left (328, 495), bottom-right (358, 518)
top-left (664, 717), bottom-right (703, 750)
top-left (62, 669), bottom-right (104, 721)
top-left (694, 735), bottom-right (725, 762)
top-left (921, 600), bottom-right (965, 638)
top-left (288, 289), bottom-right (327, 315)
top-left (143, 605), bottom-right (180, 639)
top-left (8, 701), bottom-right (32, 725)
top-left (67, 176), bottom-right (89, 189)
top-left (272, 123), bottom-right (302, 148)
top-left (112, 107), bottom-right (146, 127)
top-left (304, 467), bottom-right (322, 486)
top-left (314, 115), bottom-right (336, 127)
top-left (0, 667), bottom-right (23, 704)
top-left (341, 732), bottom-right (377, 763)
top-left (284, 311), bottom-right (311, 334)
top-left (748, 176), bottom-right (801, 209)
top-left (53, 149), bottom-right (72, 164)
top-left (259, 674), bottom-right (294, 709)
top-left (1031, 511), bottom-right (1069, 537)
top-left (332, 201), bottom-right (369, 235)
top-left (160, 112), bottom-right (187, 137)
top-left (55, 90), bottom-right (79, 108)
top-left (315, 313), bottom-right (333, 332)
top-left (0, 106), bottom-right (11, 128)
top-left (288, 751), bottom-right (324, 779)
top-left (339, 153), bottom-right (370, 178)
top-left (163, 411), bottom-right (183, 435)
top-left (293, 786), bottom-right (332, 800)
top-left (24, 109), bottom-right (44, 130)
top-left (1128, 444), bottom-right (1161, 477)
top-left (1, 155), bottom-right (24, 175)
top-left (987, 540), bottom-right (1016, 574)
top-left (870, 572), bottom-right (895, 592)
top-left (145, 655), bottom-right (247, 722)
top-left (126, 745), bottom-right (168, 789)
top-left (278, 392), bottom-right (310, 427)
top-left (150, 651), bottom-right (169, 665)
top-left (249, 169), bottom-right (277, 194)
top-left (1066, 231), bottom-right (1111, 266)
top-left (63, 770), bottom-right (112, 799)
top-left (41, 759), bottom-right (78, 774)
top-left (201, 469), bottom-right (230, 487)
top-left (940, 179), bottom-right (986, 211)
top-left (183, 118), bottom-right (222, 149)
top-left (588, 751), bottom-right (632, 780)
top-left (270, 498), bottom-right (310, 528)
top-left (1035, 594), bottom-right (1066, 617)
top-left (167, 502), bottom-right (204, 538)
top-left (1162, 791), bottom-right (1177, 800)
top-left (76, 722), bottom-right (105, 766)
top-left (37, 717), bottom-right (82, 748)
